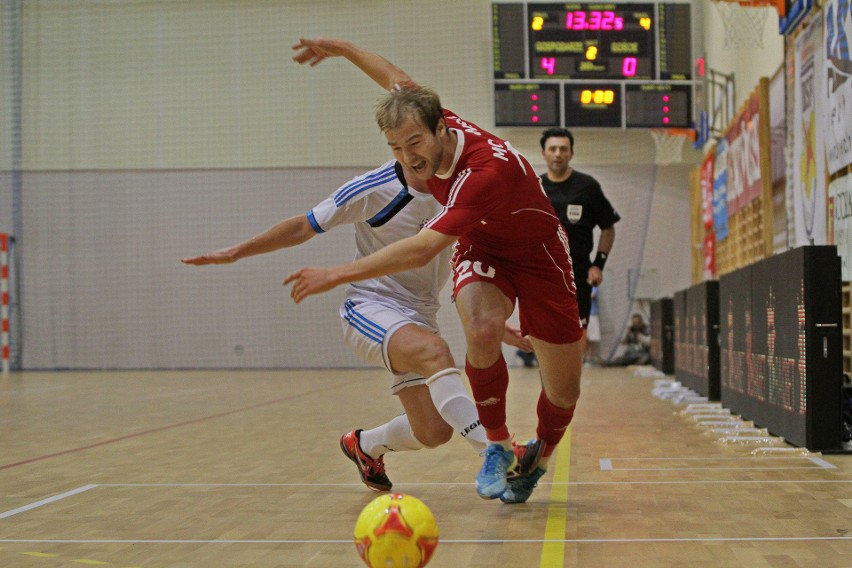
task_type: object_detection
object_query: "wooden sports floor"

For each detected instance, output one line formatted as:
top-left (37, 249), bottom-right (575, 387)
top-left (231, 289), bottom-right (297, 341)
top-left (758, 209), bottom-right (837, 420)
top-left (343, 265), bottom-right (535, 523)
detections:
top-left (1, 366), bottom-right (851, 567)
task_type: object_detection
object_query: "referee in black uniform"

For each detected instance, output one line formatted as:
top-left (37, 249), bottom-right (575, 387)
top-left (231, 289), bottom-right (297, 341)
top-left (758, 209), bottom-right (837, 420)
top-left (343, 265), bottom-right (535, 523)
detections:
top-left (517, 128), bottom-right (620, 367)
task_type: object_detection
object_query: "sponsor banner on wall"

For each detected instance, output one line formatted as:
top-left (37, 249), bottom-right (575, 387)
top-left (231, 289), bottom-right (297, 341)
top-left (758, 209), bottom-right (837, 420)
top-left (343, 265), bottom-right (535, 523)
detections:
top-left (769, 68), bottom-right (787, 185)
top-left (724, 90), bottom-right (763, 213)
top-left (823, 0), bottom-right (852, 175)
top-left (702, 150), bottom-right (716, 278)
top-left (702, 151), bottom-right (715, 232)
top-left (713, 139), bottom-right (730, 240)
top-left (704, 231), bottom-right (716, 279)
top-left (830, 173), bottom-right (852, 279)
top-left (793, 13), bottom-right (828, 246)
top-left (785, 36), bottom-right (797, 249)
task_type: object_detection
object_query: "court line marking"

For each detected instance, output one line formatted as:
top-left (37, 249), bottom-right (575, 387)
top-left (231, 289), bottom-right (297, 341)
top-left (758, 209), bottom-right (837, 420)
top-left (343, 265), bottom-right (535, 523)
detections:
top-left (600, 456), bottom-right (836, 471)
top-left (808, 456), bottom-right (837, 468)
top-left (601, 466), bottom-right (834, 471)
top-left (541, 426), bottom-right (572, 568)
top-left (0, 379), bottom-right (360, 472)
top-left (79, 480), bottom-right (852, 487)
top-left (1, 537), bottom-right (851, 544)
top-left (600, 456), bottom-right (835, 461)
top-left (4, 479), bottom-right (848, 521)
top-left (602, 456), bottom-right (836, 462)
top-left (0, 485), bottom-right (98, 520)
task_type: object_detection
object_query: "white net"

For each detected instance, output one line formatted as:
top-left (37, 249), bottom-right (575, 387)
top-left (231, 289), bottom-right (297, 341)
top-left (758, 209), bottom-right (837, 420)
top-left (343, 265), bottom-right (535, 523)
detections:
top-left (650, 129), bottom-right (691, 166)
top-left (711, 1), bottom-right (773, 49)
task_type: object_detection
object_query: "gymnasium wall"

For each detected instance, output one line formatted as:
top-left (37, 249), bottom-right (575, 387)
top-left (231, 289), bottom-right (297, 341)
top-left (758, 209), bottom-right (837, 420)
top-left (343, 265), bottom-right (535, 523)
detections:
top-left (0, 1), bottom-right (785, 369)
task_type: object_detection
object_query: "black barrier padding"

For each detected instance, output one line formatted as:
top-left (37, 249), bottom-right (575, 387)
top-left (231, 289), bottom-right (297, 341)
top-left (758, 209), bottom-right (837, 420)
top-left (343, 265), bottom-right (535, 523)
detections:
top-left (651, 298), bottom-right (674, 375)
top-left (674, 281), bottom-right (720, 399)
top-left (719, 246), bottom-right (842, 450)
top-left (674, 289), bottom-right (688, 384)
top-left (720, 262), bottom-right (753, 416)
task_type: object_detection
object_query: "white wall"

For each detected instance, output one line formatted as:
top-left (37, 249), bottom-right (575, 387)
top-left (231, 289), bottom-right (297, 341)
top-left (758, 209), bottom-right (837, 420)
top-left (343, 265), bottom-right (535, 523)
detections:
top-left (0, 0), bottom-right (791, 368)
top-left (701, 0), bottom-right (786, 118)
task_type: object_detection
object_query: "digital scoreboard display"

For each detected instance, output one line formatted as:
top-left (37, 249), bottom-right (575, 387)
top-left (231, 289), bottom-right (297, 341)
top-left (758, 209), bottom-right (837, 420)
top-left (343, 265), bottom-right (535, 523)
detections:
top-left (493, 1), bottom-right (695, 128)
top-left (625, 83), bottom-right (691, 127)
top-left (529, 3), bottom-right (656, 80)
top-left (563, 82), bottom-right (622, 126)
top-left (494, 83), bottom-right (560, 126)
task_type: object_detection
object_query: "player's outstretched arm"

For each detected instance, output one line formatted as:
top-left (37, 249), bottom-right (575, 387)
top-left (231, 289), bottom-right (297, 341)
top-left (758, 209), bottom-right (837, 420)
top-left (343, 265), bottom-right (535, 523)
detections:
top-left (181, 215), bottom-right (315, 266)
top-left (285, 228), bottom-right (455, 303)
top-left (292, 37), bottom-right (415, 91)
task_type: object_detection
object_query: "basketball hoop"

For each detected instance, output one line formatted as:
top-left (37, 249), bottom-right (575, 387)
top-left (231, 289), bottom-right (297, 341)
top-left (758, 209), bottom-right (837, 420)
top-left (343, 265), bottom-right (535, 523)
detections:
top-left (711, 0), bottom-right (784, 49)
top-left (649, 128), bottom-right (696, 165)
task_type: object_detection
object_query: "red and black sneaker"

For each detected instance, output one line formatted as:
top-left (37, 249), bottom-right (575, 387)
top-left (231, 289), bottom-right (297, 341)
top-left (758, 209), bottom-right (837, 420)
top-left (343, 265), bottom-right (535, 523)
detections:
top-left (340, 429), bottom-right (392, 492)
top-left (508, 438), bottom-right (546, 480)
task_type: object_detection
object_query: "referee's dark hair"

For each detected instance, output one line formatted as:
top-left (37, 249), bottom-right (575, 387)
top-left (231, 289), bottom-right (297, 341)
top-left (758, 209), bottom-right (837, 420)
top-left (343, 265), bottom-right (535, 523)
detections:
top-left (540, 127), bottom-right (574, 151)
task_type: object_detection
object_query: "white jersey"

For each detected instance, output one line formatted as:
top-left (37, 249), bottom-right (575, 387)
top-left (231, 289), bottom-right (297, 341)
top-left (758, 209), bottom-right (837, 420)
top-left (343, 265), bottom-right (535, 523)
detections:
top-left (307, 161), bottom-right (450, 319)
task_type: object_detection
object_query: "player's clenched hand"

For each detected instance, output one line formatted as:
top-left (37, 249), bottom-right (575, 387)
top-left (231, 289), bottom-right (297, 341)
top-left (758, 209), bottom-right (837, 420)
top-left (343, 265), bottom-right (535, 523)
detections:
top-left (587, 265), bottom-right (603, 286)
top-left (284, 267), bottom-right (338, 303)
top-left (181, 248), bottom-right (238, 266)
top-left (291, 37), bottom-right (348, 66)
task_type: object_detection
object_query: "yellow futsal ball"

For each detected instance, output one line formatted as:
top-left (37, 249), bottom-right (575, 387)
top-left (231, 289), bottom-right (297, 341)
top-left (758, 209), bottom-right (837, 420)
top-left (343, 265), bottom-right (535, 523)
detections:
top-left (353, 493), bottom-right (439, 568)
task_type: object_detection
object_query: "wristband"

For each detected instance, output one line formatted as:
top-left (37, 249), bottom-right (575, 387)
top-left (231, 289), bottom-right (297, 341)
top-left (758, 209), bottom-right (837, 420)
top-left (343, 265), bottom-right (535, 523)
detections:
top-left (592, 251), bottom-right (608, 270)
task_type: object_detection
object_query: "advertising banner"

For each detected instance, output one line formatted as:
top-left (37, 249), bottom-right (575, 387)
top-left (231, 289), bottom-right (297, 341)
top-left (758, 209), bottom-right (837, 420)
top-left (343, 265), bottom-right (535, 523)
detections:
top-left (725, 90), bottom-right (763, 212)
top-left (792, 14), bottom-right (828, 245)
top-left (823, 0), bottom-right (852, 175)
top-left (713, 139), bottom-right (730, 240)
top-left (829, 173), bottom-right (852, 279)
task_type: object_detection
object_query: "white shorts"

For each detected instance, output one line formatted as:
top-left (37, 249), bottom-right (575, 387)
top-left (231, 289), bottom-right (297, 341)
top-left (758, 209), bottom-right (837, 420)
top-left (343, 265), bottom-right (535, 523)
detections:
top-left (586, 314), bottom-right (601, 342)
top-left (340, 296), bottom-right (440, 395)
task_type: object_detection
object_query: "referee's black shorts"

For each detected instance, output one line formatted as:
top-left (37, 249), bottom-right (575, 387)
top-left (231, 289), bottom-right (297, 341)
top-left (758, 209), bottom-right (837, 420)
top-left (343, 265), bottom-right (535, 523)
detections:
top-left (574, 265), bottom-right (592, 328)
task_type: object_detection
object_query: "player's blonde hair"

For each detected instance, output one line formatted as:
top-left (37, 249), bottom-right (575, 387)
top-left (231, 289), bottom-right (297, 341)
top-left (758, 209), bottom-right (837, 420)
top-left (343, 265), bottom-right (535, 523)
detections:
top-left (375, 85), bottom-right (443, 134)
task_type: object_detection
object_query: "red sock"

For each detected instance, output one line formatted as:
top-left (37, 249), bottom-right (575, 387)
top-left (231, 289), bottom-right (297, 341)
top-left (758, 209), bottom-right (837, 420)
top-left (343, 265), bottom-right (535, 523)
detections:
top-left (536, 391), bottom-right (576, 457)
top-left (465, 355), bottom-right (510, 442)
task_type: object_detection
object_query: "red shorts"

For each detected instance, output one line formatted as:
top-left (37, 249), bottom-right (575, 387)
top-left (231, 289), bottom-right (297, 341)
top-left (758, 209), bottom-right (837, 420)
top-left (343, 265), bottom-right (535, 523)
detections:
top-left (450, 231), bottom-right (583, 344)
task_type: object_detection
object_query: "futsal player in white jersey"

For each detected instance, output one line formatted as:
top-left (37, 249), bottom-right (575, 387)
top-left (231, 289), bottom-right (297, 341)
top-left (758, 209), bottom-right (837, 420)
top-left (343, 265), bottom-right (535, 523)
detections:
top-left (183, 160), bottom-right (531, 492)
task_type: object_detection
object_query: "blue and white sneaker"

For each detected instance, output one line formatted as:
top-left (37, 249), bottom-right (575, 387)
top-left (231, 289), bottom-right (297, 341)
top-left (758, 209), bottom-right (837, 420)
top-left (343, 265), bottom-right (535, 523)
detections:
top-left (500, 467), bottom-right (546, 504)
top-left (476, 443), bottom-right (517, 499)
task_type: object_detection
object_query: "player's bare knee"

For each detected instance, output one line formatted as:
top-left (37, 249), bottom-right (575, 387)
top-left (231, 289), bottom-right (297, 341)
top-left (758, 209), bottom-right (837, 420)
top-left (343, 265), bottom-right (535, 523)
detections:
top-left (546, 382), bottom-right (580, 408)
top-left (463, 317), bottom-right (505, 351)
top-left (551, 391), bottom-right (580, 409)
top-left (415, 336), bottom-right (455, 369)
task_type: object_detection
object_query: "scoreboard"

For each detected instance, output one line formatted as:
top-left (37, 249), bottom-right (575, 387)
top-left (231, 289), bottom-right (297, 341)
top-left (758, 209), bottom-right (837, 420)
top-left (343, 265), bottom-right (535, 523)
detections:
top-left (493, 2), bottom-right (695, 128)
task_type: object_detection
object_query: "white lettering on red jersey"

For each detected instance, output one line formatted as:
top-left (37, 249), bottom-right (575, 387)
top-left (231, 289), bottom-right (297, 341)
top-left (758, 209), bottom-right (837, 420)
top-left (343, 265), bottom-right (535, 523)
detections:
top-left (425, 110), bottom-right (561, 256)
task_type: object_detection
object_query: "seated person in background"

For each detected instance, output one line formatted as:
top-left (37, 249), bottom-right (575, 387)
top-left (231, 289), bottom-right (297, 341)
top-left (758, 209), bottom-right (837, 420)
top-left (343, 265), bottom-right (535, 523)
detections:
top-left (606, 313), bottom-right (651, 367)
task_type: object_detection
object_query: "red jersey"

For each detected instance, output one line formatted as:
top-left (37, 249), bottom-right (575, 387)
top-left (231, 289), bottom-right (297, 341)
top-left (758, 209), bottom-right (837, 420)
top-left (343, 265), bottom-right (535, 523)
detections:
top-left (425, 110), bottom-right (562, 256)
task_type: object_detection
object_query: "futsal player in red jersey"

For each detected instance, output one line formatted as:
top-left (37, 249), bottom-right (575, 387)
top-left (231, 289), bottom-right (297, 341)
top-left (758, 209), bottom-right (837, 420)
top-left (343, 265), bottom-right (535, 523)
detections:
top-left (287, 38), bottom-right (584, 504)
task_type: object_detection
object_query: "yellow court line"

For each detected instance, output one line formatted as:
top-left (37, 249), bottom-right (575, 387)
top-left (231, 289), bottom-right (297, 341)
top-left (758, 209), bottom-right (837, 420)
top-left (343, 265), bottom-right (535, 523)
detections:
top-left (540, 426), bottom-right (572, 568)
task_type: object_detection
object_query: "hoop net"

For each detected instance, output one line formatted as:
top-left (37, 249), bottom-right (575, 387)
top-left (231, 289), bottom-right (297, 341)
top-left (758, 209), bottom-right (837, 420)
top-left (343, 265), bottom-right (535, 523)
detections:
top-left (711, 0), bottom-right (775, 49)
top-left (650, 128), bottom-right (695, 165)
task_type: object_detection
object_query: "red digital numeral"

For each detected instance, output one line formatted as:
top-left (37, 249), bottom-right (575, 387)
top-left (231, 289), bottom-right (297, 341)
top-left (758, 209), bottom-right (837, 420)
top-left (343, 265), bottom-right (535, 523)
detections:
top-left (588, 11), bottom-right (601, 29)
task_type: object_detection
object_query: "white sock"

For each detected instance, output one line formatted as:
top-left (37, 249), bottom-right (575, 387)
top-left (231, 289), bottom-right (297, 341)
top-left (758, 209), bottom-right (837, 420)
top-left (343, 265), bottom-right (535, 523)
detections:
top-left (358, 414), bottom-right (425, 457)
top-left (426, 368), bottom-right (488, 452)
